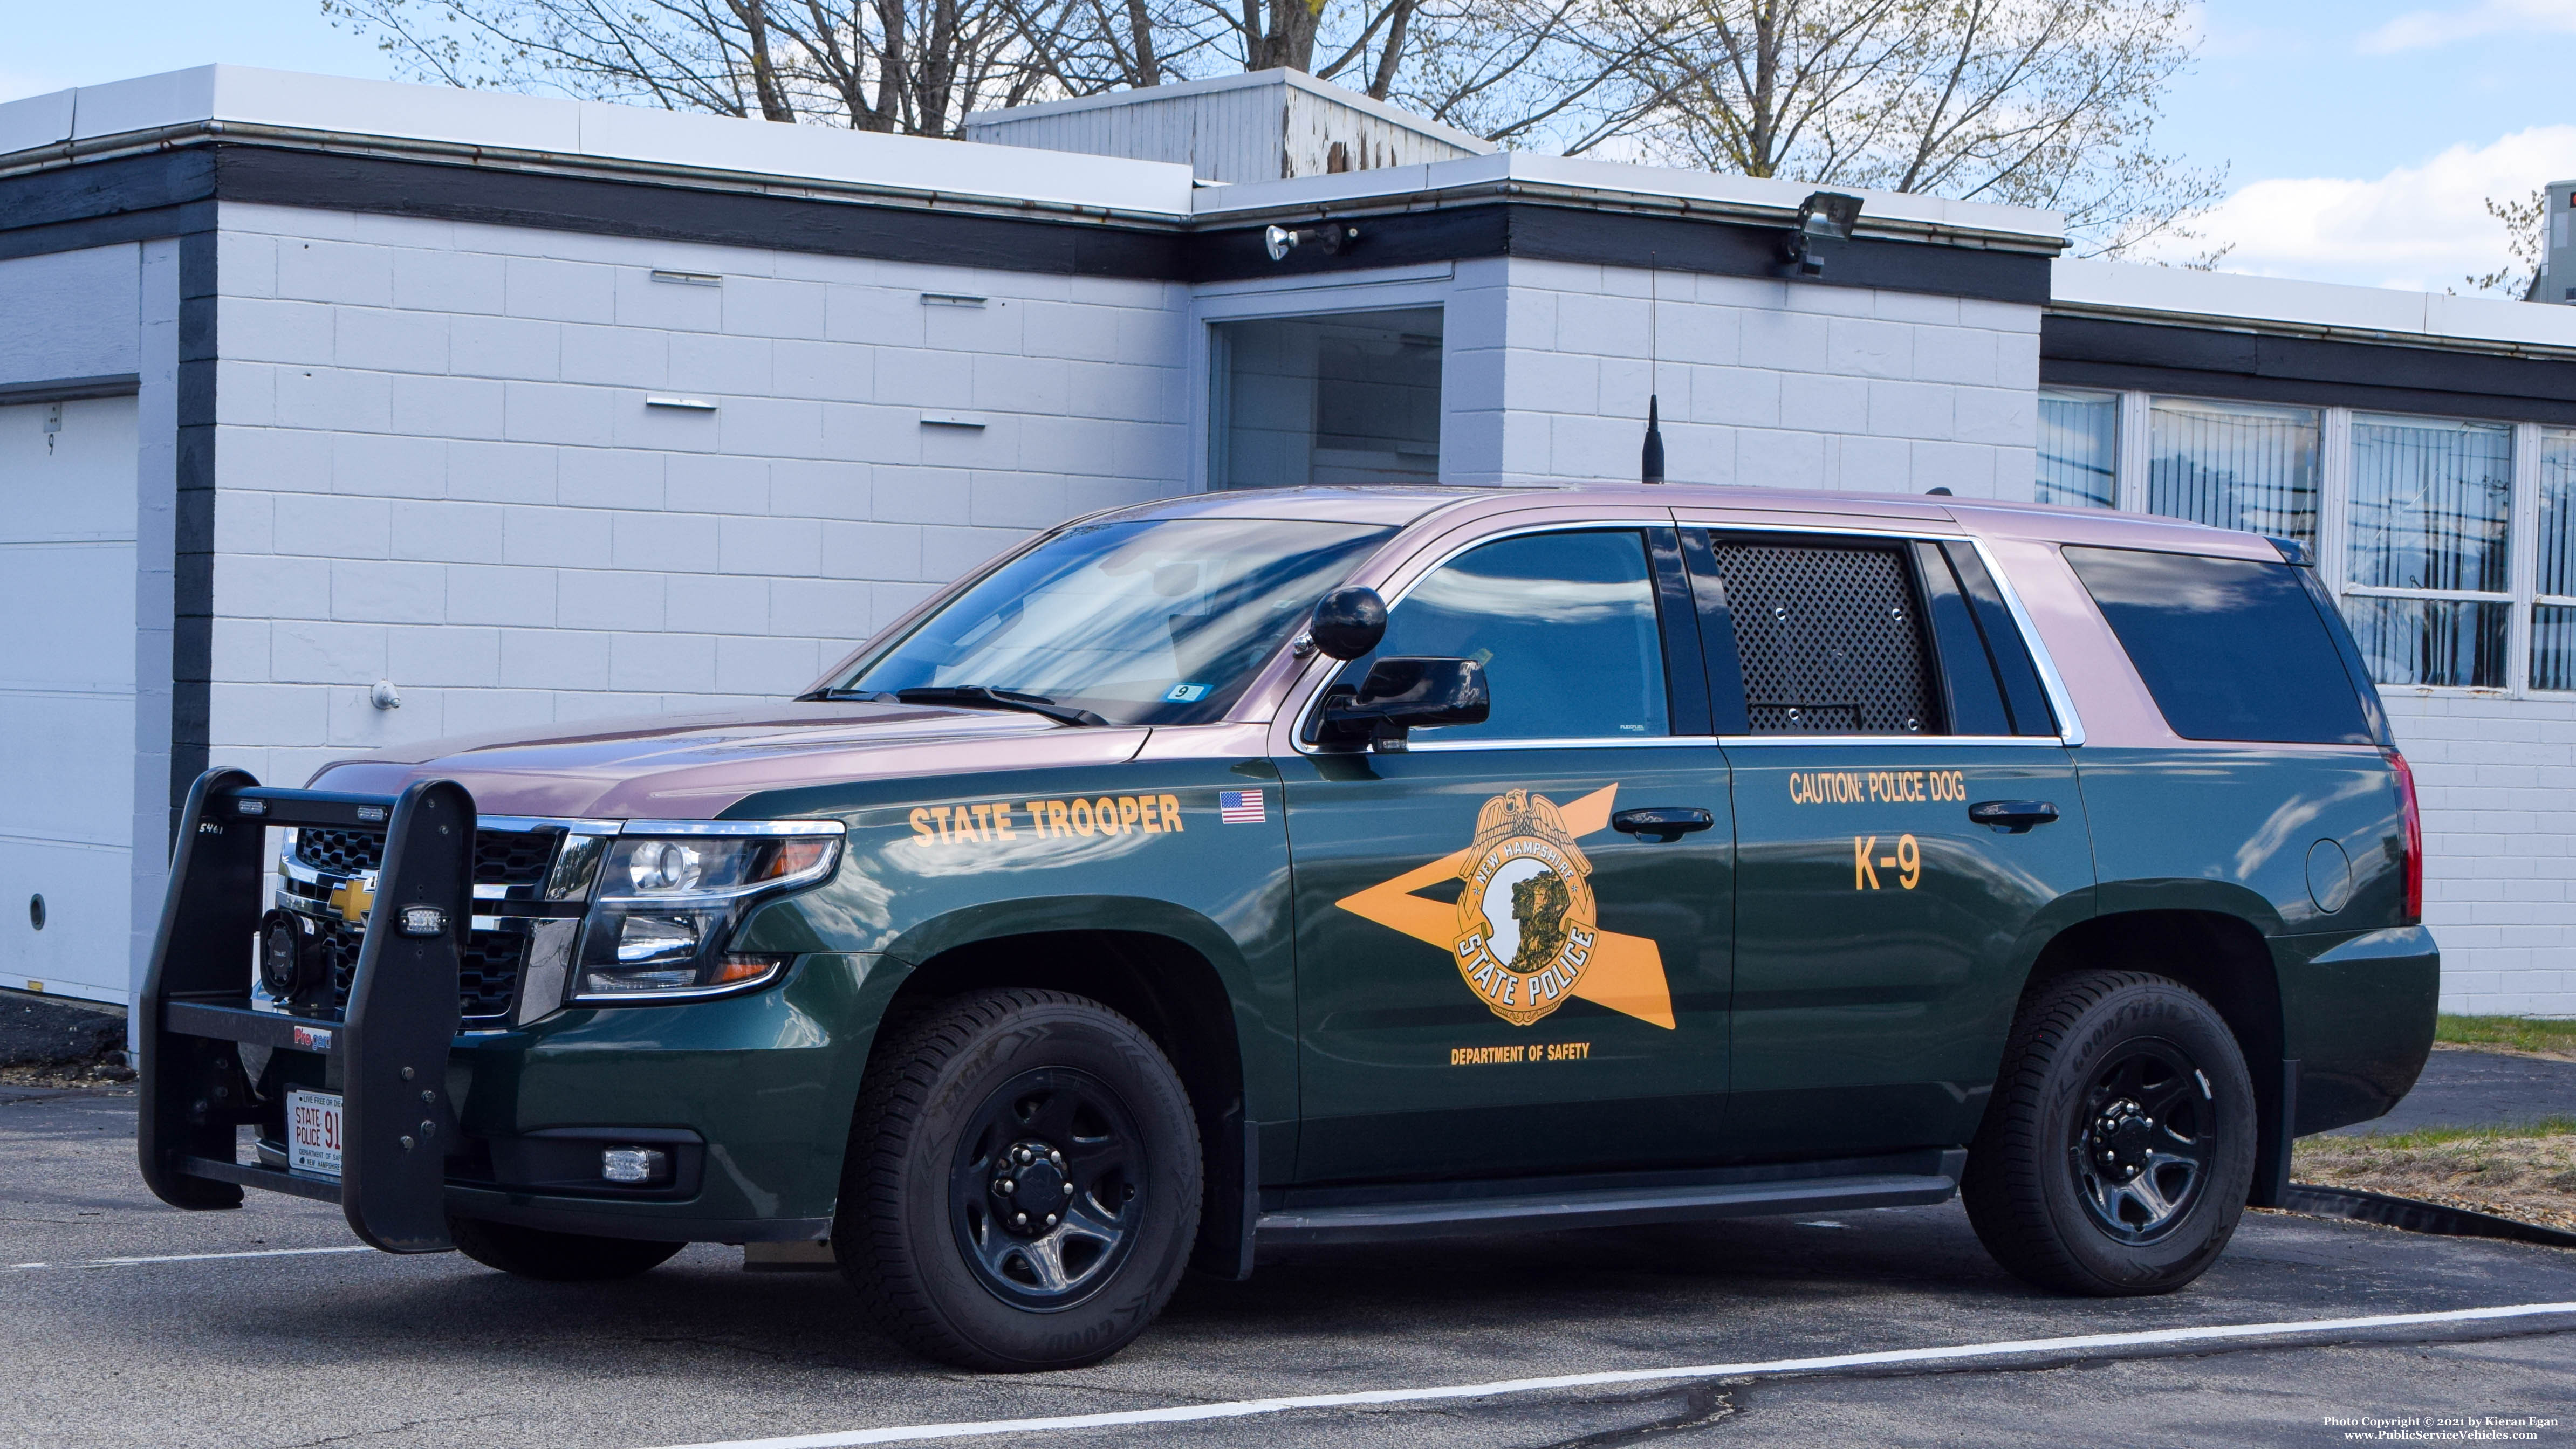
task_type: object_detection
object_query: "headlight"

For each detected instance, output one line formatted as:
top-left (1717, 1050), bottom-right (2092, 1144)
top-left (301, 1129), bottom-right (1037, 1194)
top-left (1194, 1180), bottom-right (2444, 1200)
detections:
top-left (571, 824), bottom-right (842, 1001)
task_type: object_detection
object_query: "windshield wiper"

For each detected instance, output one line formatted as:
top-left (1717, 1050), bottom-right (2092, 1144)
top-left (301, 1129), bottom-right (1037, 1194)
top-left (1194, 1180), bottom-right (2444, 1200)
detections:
top-left (881, 685), bottom-right (1108, 729)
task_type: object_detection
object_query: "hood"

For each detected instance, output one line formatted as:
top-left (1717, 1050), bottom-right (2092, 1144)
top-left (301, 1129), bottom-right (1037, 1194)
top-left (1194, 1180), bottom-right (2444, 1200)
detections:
top-left (305, 701), bottom-right (1152, 820)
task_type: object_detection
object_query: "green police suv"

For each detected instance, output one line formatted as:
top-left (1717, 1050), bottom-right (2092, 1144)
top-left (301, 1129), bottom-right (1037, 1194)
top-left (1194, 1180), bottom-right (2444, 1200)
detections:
top-left (140, 484), bottom-right (2435, 1370)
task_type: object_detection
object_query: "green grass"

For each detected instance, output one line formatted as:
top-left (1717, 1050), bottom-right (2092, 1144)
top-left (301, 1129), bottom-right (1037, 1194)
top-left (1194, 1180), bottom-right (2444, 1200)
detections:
top-left (2319, 1116), bottom-right (2576, 1150)
top-left (2435, 1014), bottom-right (2576, 1057)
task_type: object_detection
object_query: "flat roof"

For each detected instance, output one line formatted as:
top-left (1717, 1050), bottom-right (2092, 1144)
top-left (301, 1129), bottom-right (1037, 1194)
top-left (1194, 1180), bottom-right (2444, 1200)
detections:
top-left (2052, 257), bottom-right (2576, 360)
top-left (0, 65), bottom-right (2064, 249)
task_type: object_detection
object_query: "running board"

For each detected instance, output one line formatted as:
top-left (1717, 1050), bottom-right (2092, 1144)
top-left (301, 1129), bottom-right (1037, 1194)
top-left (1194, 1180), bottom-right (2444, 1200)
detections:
top-left (1255, 1149), bottom-right (1967, 1248)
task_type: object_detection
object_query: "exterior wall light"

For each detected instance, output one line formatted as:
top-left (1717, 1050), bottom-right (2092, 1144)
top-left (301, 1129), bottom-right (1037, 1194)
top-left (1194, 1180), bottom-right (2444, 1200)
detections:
top-left (1264, 223), bottom-right (1358, 263)
top-left (1781, 191), bottom-right (1864, 278)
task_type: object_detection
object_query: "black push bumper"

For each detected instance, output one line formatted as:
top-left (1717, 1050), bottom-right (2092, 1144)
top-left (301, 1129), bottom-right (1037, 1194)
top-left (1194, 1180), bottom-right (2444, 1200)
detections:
top-left (139, 768), bottom-right (475, 1252)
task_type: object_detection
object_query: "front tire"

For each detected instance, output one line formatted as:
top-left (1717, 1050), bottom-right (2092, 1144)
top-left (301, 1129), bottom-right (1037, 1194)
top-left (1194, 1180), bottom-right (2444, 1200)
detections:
top-left (1963, 970), bottom-right (2256, 1296)
top-left (447, 1216), bottom-right (684, 1281)
top-left (837, 988), bottom-right (1201, 1371)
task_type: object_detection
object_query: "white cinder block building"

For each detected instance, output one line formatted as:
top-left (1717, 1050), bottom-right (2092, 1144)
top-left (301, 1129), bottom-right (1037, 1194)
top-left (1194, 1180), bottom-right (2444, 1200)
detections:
top-left (0, 64), bottom-right (2569, 1016)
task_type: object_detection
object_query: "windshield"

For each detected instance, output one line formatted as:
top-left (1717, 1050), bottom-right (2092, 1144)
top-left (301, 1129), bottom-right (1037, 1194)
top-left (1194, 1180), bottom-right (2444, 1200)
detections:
top-left (830, 518), bottom-right (1394, 726)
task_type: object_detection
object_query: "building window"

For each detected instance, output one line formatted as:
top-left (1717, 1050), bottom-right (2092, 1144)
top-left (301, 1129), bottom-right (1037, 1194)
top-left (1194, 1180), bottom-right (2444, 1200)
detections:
top-left (1210, 308), bottom-right (1442, 489)
top-left (2534, 427), bottom-right (2576, 691)
top-left (2147, 398), bottom-right (2320, 545)
top-left (2037, 390), bottom-right (2119, 507)
top-left (2342, 413), bottom-right (2512, 689)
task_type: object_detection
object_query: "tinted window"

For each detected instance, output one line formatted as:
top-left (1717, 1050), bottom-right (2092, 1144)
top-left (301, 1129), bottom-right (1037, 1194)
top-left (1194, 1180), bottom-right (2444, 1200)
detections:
top-left (1351, 530), bottom-right (1669, 740)
top-left (2064, 546), bottom-right (2373, 745)
top-left (1706, 540), bottom-right (1941, 734)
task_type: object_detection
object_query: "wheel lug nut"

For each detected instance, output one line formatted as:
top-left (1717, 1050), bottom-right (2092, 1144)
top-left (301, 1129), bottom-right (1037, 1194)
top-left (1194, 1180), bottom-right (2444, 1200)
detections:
top-left (1061, 1182), bottom-right (1073, 1196)
top-left (1013, 1212), bottom-right (1027, 1226)
top-left (1015, 1148), bottom-right (1032, 1163)
top-left (1045, 1214), bottom-right (1058, 1227)
top-left (996, 1178), bottom-right (1015, 1193)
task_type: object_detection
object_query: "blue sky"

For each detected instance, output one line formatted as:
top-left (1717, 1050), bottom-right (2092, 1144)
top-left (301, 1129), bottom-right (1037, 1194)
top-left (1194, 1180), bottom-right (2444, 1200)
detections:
top-left (6, 1), bottom-right (2573, 294)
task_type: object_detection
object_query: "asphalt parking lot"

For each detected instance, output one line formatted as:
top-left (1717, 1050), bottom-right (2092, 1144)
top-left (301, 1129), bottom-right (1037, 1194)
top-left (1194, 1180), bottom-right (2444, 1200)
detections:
top-left (5, 1075), bottom-right (2573, 1449)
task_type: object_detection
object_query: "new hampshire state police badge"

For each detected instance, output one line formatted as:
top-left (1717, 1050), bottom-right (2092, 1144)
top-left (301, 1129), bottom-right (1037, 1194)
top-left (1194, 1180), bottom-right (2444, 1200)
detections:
top-left (1453, 789), bottom-right (1597, 1026)
top-left (1334, 783), bottom-right (1677, 1032)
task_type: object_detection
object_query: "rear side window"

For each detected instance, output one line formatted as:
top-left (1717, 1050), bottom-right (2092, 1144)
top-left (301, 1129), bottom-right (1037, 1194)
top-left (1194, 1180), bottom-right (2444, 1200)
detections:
top-left (1708, 539), bottom-right (1941, 733)
top-left (2064, 546), bottom-right (2374, 745)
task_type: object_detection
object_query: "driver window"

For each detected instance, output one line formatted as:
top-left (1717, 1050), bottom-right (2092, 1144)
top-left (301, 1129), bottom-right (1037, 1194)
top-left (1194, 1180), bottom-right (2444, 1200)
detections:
top-left (1350, 530), bottom-right (1670, 741)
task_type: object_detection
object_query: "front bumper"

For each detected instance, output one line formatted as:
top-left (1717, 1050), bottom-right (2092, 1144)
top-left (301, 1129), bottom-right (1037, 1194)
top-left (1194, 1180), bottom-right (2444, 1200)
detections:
top-left (140, 771), bottom-right (887, 1248)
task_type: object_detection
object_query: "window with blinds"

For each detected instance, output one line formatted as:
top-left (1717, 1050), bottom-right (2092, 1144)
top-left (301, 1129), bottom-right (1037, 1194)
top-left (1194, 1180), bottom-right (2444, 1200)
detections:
top-left (2536, 428), bottom-right (2576, 691)
top-left (2147, 398), bottom-right (2320, 545)
top-left (2038, 390), bottom-right (2119, 508)
top-left (2344, 414), bottom-right (2512, 689)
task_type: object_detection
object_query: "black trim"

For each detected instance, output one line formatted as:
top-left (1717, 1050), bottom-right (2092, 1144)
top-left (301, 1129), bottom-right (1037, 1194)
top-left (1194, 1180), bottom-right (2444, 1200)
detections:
top-left (2282, 1182), bottom-right (2576, 1249)
top-left (1, 144), bottom-right (2051, 300)
top-left (1255, 1148), bottom-right (1965, 1247)
top-left (1187, 203), bottom-right (2050, 303)
top-left (2043, 314), bottom-right (2576, 424)
top-left (0, 374), bottom-right (140, 403)
top-left (176, 229), bottom-right (215, 830)
top-left (443, 1187), bottom-right (834, 1244)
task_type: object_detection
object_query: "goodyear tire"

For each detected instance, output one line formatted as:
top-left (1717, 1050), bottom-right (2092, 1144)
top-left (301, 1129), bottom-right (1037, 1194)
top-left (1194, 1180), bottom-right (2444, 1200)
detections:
top-left (1963, 970), bottom-right (2256, 1296)
top-left (447, 1216), bottom-right (684, 1281)
top-left (837, 988), bottom-right (1201, 1371)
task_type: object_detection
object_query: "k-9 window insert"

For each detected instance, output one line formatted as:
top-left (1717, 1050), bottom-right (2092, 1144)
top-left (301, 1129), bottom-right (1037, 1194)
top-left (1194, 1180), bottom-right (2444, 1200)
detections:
top-left (1681, 530), bottom-right (2056, 740)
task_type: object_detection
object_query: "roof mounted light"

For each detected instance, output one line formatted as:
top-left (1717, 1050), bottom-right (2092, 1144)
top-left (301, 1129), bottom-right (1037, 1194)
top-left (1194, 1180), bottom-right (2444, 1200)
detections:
top-left (1781, 191), bottom-right (1864, 278)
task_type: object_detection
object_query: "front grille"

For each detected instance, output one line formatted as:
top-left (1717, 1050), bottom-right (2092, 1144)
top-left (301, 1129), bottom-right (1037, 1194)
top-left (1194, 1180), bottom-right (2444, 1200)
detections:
top-left (297, 828), bottom-right (382, 876)
top-left (291, 822), bottom-right (564, 1022)
top-left (298, 827), bottom-right (558, 886)
top-left (314, 917), bottom-right (527, 1021)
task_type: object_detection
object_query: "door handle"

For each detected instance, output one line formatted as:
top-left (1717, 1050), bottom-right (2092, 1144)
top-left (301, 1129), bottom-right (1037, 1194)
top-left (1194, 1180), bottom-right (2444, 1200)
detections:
top-left (1611, 807), bottom-right (1715, 843)
top-left (1969, 800), bottom-right (2059, 834)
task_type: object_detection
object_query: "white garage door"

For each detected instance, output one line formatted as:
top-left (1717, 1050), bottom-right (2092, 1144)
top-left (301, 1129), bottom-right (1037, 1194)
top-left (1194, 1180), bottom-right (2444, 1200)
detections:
top-left (0, 395), bottom-right (138, 1002)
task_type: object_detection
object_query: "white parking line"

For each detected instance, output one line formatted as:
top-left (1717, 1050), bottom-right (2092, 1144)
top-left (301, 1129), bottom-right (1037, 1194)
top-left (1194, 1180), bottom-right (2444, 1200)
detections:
top-left (649, 1300), bottom-right (2576, 1449)
top-left (5, 1245), bottom-right (377, 1271)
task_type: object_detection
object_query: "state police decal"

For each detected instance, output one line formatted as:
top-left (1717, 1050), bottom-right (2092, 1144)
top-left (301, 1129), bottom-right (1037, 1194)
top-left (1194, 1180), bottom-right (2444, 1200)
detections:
top-left (1336, 783), bottom-right (1677, 1031)
top-left (1453, 790), bottom-right (1598, 1026)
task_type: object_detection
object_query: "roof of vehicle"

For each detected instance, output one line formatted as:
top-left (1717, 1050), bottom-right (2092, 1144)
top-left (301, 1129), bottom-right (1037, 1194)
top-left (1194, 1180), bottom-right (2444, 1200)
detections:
top-left (1098, 483), bottom-right (2286, 560)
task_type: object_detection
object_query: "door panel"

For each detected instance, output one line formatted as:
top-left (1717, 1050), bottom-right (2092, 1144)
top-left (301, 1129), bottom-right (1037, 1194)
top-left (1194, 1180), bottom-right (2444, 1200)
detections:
top-left (1687, 530), bottom-right (2095, 1157)
top-left (1284, 526), bottom-right (1734, 1185)
top-left (1724, 741), bottom-right (2091, 1155)
top-left (1284, 747), bottom-right (1733, 1183)
top-left (0, 396), bottom-right (138, 1002)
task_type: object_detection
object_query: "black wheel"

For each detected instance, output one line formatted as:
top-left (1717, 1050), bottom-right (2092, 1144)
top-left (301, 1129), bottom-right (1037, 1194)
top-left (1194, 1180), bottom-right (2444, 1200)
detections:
top-left (836, 988), bottom-right (1201, 1371)
top-left (1963, 970), bottom-right (2256, 1296)
top-left (447, 1216), bottom-right (685, 1281)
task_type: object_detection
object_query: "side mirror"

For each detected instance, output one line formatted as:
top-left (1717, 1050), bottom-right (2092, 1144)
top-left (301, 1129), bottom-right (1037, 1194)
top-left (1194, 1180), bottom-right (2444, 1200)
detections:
top-left (1307, 586), bottom-right (1387, 661)
top-left (1316, 656), bottom-right (1489, 751)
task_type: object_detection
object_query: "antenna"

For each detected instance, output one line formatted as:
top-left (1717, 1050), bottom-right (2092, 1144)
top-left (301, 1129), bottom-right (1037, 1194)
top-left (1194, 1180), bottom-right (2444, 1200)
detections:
top-left (1642, 255), bottom-right (1664, 485)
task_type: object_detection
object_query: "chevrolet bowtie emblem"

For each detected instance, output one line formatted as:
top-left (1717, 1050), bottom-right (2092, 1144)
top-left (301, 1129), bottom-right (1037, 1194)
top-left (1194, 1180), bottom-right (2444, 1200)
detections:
top-left (327, 873), bottom-right (378, 924)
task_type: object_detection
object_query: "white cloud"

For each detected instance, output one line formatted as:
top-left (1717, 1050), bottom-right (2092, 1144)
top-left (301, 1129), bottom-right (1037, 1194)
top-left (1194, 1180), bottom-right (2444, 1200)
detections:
top-left (2361, 0), bottom-right (2576, 54)
top-left (2153, 126), bottom-right (2576, 293)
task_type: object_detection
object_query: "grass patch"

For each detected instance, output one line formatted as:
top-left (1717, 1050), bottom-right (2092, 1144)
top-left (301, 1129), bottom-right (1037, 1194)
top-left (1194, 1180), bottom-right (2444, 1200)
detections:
top-left (2436, 1014), bottom-right (2576, 1057)
top-left (2349, 1116), bottom-right (2576, 1150)
top-left (2296, 1124), bottom-right (2576, 1233)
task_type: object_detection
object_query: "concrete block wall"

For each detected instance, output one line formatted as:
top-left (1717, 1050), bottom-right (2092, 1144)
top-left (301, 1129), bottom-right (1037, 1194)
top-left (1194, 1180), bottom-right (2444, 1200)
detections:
top-left (1444, 257), bottom-right (2043, 497)
top-left (208, 202), bottom-right (1192, 789)
top-left (2382, 691), bottom-right (2576, 1015)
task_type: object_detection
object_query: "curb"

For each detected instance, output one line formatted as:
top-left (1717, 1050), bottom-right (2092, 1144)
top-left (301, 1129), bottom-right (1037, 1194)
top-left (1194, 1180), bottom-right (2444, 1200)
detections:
top-left (2283, 1183), bottom-right (2576, 1249)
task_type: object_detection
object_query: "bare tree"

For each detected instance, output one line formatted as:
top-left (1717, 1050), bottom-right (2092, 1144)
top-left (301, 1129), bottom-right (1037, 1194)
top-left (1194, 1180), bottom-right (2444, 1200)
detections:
top-left (324, 0), bottom-right (2215, 255)
top-left (2467, 189), bottom-right (2547, 298)
top-left (1588, 0), bottom-right (2221, 257)
top-left (325, 0), bottom-right (1074, 134)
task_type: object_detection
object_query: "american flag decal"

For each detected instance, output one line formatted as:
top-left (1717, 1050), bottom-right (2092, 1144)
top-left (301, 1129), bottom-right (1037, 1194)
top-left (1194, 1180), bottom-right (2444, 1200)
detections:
top-left (1218, 789), bottom-right (1265, 825)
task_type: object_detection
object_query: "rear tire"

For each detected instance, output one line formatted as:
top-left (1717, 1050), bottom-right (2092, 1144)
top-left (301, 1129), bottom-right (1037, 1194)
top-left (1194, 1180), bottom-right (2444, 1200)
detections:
top-left (1963, 970), bottom-right (2256, 1296)
top-left (447, 1216), bottom-right (684, 1281)
top-left (837, 988), bottom-right (1201, 1371)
